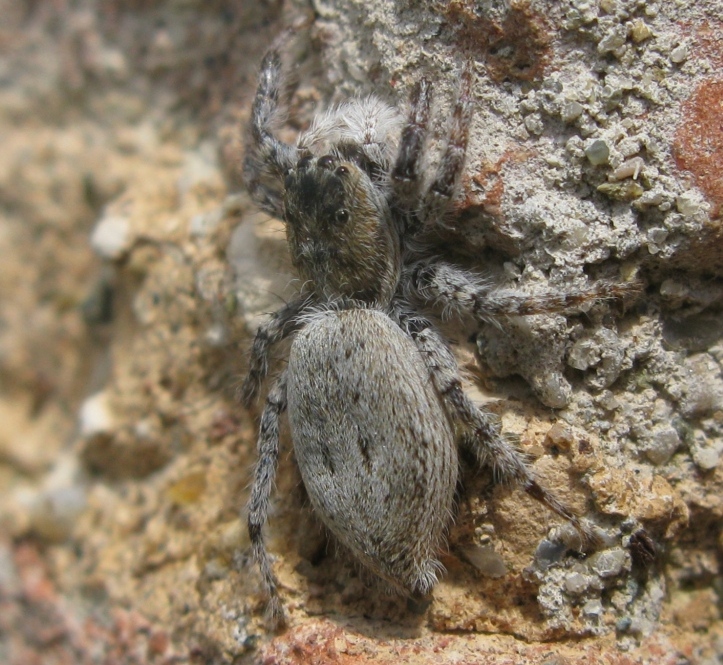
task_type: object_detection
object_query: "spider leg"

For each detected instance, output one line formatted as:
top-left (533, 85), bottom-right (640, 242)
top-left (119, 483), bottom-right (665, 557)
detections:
top-left (418, 69), bottom-right (472, 233)
top-left (395, 309), bottom-right (597, 545)
top-left (392, 78), bottom-right (431, 219)
top-left (247, 371), bottom-right (288, 627)
top-left (241, 295), bottom-right (313, 407)
top-left (406, 260), bottom-right (640, 325)
top-left (243, 46), bottom-right (298, 218)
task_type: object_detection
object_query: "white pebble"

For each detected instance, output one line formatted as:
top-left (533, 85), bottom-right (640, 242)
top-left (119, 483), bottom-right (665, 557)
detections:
top-left (583, 599), bottom-right (604, 616)
top-left (564, 572), bottom-right (589, 595)
top-left (90, 214), bottom-right (131, 259)
top-left (79, 391), bottom-right (114, 437)
top-left (645, 426), bottom-right (680, 465)
top-left (692, 442), bottom-right (720, 471)
top-left (670, 45), bottom-right (688, 64)
top-left (609, 156), bottom-right (645, 181)
top-left (676, 191), bottom-right (701, 218)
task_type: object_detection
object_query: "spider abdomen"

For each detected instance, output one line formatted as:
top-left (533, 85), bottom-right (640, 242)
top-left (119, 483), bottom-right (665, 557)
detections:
top-left (287, 308), bottom-right (457, 594)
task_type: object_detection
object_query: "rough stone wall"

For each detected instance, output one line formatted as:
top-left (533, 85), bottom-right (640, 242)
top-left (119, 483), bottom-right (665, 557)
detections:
top-left (0, 1), bottom-right (721, 663)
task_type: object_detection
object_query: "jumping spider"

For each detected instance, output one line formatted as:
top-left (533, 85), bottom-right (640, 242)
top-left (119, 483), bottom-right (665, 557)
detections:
top-left (241, 40), bottom-right (633, 625)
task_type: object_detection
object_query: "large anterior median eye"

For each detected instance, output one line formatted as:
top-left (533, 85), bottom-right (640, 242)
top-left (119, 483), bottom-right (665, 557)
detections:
top-left (335, 208), bottom-right (350, 224)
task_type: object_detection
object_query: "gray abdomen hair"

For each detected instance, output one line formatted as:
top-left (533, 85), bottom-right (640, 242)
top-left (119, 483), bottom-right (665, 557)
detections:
top-left (287, 308), bottom-right (457, 594)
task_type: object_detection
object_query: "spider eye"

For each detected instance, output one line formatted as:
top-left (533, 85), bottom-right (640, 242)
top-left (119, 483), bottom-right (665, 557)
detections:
top-left (335, 165), bottom-right (349, 176)
top-left (335, 208), bottom-right (350, 224)
top-left (318, 155), bottom-right (335, 170)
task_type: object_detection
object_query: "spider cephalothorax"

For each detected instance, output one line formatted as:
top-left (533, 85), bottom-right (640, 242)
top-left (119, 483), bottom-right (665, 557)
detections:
top-left (282, 152), bottom-right (401, 303)
top-left (241, 37), bottom-right (636, 626)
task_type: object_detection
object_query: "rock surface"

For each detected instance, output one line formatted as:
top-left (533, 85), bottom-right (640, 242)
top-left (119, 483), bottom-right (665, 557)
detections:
top-left (0, 0), bottom-right (721, 663)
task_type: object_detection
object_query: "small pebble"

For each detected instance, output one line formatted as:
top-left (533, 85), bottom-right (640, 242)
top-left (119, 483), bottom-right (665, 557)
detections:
top-left (568, 338), bottom-right (599, 371)
top-left (524, 113), bottom-right (544, 135)
top-left (630, 20), bottom-right (653, 43)
top-left (90, 214), bottom-right (132, 260)
top-left (583, 599), bottom-right (604, 617)
top-left (598, 26), bottom-right (627, 54)
top-left (670, 44), bottom-right (688, 64)
top-left (691, 443), bottom-right (720, 471)
top-left (460, 545), bottom-right (507, 578)
top-left (676, 191), bottom-right (701, 218)
top-left (79, 391), bottom-right (114, 437)
top-left (585, 139), bottom-right (610, 165)
top-left (545, 422), bottom-right (574, 450)
top-left (535, 539), bottom-right (567, 569)
top-left (645, 426), bottom-right (680, 465)
top-left (590, 548), bottom-right (627, 578)
top-left (647, 227), bottom-right (669, 245)
top-left (609, 156), bottom-right (645, 181)
top-left (564, 572), bottom-right (589, 595)
top-left (616, 616), bottom-right (633, 632)
top-left (561, 101), bottom-right (584, 123)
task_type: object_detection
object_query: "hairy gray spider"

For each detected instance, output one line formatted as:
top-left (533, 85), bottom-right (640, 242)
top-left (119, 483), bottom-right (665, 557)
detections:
top-left (241, 39), bottom-right (634, 626)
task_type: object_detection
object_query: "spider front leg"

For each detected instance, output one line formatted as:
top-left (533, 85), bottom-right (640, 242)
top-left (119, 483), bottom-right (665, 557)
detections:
top-left (406, 260), bottom-right (640, 325)
top-left (241, 295), bottom-right (313, 407)
top-left (392, 78), bottom-right (431, 215)
top-left (247, 371), bottom-right (288, 627)
top-left (243, 44), bottom-right (299, 218)
top-left (417, 70), bottom-right (473, 233)
top-left (406, 318), bottom-right (597, 545)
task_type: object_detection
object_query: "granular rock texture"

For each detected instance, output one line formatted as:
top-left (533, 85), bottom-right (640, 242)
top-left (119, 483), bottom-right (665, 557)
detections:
top-left (0, 1), bottom-right (721, 663)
